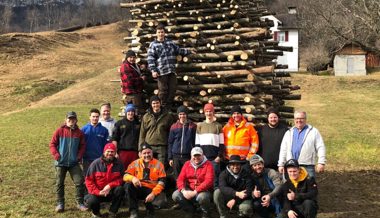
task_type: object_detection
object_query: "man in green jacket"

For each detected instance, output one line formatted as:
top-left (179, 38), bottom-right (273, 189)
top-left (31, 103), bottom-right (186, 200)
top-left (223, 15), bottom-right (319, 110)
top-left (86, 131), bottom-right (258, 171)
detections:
top-left (139, 95), bottom-right (175, 165)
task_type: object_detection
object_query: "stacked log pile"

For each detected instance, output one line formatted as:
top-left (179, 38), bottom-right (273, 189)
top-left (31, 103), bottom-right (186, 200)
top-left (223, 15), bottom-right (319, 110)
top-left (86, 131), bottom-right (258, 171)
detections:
top-left (120, 0), bottom-right (300, 125)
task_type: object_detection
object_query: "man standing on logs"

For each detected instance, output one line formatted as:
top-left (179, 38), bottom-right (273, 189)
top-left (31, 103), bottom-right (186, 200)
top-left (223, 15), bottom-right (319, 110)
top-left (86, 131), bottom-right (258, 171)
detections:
top-left (223, 105), bottom-right (259, 162)
top-left (278, 110), bottom-right (326, 178)
top-left (257, 108), bottom-right (288, 170)
top-left (147, 23), bottom-right (195, 109)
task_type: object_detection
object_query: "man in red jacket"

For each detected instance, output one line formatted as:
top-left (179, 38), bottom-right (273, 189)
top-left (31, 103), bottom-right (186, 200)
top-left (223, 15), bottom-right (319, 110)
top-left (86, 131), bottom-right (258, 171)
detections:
top-left (172, 147), bottom-right (214, 218)
top-left (85, 143), bottom-right (125, 218)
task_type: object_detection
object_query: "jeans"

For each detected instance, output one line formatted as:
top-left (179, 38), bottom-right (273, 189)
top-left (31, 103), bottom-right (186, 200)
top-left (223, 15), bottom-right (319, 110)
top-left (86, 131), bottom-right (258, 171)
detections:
top-left (212, 160), bottom-right (221, 188)
top-left (300, 165), bottom-right (316, 178)
top-left (284, 199), bottom-right (318, 218)
top-left (172, 189), bottom-right (211, 214)
top-left (55, 164), bottom-right (85, 205)
top-left (125, 183), bottom-right (167, 212)
top-left (85, 186), bottom-right (125, 214)
top-left (213, 189), bottom-right (252, 217)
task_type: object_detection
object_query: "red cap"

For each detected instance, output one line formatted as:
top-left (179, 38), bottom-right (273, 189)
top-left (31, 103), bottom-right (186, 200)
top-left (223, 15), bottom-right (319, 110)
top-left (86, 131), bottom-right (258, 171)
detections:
top-left (103, 143), bottom-right (116, 152)
top-left (204, 103), bottom-right (214, 112)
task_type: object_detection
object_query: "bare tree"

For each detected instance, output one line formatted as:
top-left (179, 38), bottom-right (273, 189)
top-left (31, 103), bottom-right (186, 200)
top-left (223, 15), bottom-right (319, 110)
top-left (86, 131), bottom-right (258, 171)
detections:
top-left (0, 5), bottom-right (13, 33)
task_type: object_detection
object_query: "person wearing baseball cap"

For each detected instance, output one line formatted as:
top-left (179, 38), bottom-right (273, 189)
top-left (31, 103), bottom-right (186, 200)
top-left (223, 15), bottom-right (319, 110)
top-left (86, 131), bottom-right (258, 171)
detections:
top-left (214, 155), bottom-right (253, 218)
top-left (120, 49), bottom-right (147, 115)
top-left (172, 147), bottom-right (214, 218)
top-left (168, 105), bottom-right (197, 178)
top-left (49, 111), bottom-right (87, 213)
top-left (195, 102), bottom-right (224, 188)
top-left (279, 159), bottom-right (318, 218)
top-left (249, 154), bottom-right (282, 218)
top-left (124, 142), bottom-right (167, 218)
top-left (111, 103), bottom-right (140, 170)
top-left (85, 143), bottom-right (125, 218)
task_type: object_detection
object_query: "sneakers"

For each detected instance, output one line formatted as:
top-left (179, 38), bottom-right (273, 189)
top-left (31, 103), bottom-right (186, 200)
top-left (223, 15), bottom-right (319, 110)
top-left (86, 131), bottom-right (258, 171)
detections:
top-left (130, 210), bottom-right (138, 218)
top-left (170, 203), bottom-right (181, 210)
top-left (77, 203), bottom-right (88, 211)
top-left (55, 204), bottom-right (64, 213)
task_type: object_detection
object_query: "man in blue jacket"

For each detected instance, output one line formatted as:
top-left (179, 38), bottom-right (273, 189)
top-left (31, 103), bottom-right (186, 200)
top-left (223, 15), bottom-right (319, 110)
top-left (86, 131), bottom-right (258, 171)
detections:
top-left (81, 108), bottom-right (109, 176)
top-left (49, 111), bottom-right (87, 213)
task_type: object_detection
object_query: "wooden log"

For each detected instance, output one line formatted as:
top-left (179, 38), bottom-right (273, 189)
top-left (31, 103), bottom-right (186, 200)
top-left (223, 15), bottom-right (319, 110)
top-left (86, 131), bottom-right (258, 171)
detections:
top-left (177, 82), bottom-right (257, 93)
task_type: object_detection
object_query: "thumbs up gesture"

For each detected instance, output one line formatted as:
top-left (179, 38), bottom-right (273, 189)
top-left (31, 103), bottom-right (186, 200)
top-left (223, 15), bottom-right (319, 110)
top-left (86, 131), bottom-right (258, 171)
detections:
top-left (253, 186), bottom-right (261, 198)
top-left (287, 189), bottom-right (295, 201)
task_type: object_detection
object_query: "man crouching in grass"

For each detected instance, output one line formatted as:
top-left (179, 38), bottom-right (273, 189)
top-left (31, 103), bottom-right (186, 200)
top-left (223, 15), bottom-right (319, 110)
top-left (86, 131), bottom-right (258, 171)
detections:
top-left (49, 111), bottom-right (88, 213)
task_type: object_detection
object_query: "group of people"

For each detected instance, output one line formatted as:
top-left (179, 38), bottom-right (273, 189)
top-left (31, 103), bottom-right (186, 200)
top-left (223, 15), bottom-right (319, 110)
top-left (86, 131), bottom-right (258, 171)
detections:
top-left (48, 23), bottom-right (326, 218)
top-left (49, 97), bottom-right (326, 218)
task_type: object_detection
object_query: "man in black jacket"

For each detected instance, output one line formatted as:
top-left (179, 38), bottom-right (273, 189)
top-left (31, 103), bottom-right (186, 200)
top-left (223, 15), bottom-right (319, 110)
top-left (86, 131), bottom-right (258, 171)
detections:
top-left (279, 159), bottom-right (318, 218)
top-left (111, 104), bottom-right (140, 170)
top-left (214, 155), bottom-right (253, 218)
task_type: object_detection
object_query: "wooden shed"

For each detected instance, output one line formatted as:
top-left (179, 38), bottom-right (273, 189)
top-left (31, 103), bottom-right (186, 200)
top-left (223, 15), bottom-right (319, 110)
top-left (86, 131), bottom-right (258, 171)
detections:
top-left (334, 44), bottom-right (380, 76)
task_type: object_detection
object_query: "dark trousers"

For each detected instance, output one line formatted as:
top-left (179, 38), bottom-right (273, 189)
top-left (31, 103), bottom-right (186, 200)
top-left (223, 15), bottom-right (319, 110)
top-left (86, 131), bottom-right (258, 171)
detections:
top-left (253, 198), bottom-right (281, 218)
top-left (284, 200), bottom-right (318, 218)
top-left (157, 73), bottom-right (177, 109)
top-left (85, 186), bottom-right (125, 215)
top-left (55, 164), bottom-right (84, 205)
top-left (172, 155), bottom-right (190, 178)
top-left (125, 183), bottom-right (155, 212)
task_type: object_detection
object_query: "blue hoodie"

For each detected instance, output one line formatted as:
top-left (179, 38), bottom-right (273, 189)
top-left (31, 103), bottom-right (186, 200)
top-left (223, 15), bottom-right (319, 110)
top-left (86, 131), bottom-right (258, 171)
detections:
top-left (81, 122), bottom-right (109, 161)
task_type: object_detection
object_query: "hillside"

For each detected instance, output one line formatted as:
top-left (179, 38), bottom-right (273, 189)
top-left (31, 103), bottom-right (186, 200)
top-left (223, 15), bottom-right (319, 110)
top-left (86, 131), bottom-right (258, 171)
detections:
top-left (0, 23), bottom-right (379, 218)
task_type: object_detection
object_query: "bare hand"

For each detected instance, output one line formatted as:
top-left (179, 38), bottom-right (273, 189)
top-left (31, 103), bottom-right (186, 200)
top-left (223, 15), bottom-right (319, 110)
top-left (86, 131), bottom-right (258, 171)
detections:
top-left (99, 185), bottom-right (111, 196)
top-left (226, 199), bottom-right (235, 209)
top-left (141, 76), bottom-right (147, 81)
top-left (152, 72), bottom-right (159, 78)
top-left (182, 190), bottom-right (196, 200)
top-left (287, 189), bottom-right (295, 201)
top-left (317, 164), bottom-right (325, 173)
top-left (253, 186), bottom-right (261, 198)
top-left (190, 49), bottom-right (196, 54)
top-left (278, 166), bottom-right (284, 174)
top-left (115, 153), bottom-right (119, 159)
top-left (288, 210), bottom-right (298, 218)
top-left (236, 190), bottom-right (247, 199)
top-left (145, 192), bottom-right (155, 203)
top-left (214, 156), bottom-right (220, 163)
top-left (169, 160), bottom-right (174, 167)
top-left (261, 194), bottom-right (271, 207)
top-left (132, 177), bottom-right (141, 188)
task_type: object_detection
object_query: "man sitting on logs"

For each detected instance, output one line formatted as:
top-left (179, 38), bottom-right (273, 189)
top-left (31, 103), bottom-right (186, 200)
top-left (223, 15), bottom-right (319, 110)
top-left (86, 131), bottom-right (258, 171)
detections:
top-left (223, 105), bottom-right (259, 163)
top-left (147, 23), bottom-right (195, 109)
top-left (195, 103), bottom-right (225, 188)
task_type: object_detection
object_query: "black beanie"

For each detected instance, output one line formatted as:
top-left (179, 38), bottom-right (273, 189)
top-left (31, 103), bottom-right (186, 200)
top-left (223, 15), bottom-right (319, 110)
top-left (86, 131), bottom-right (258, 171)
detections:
top-left (177, 105), bottom-right (188, 114)
top-left (126, 50), bottom-right (136, 58)
top-left (231, 105), bottom-right (242, 114)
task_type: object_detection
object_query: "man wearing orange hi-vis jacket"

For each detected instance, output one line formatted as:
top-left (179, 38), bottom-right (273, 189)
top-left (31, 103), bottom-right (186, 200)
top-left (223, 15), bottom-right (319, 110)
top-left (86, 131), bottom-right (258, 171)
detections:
top-left (223, 105), bottom-right (259, 163)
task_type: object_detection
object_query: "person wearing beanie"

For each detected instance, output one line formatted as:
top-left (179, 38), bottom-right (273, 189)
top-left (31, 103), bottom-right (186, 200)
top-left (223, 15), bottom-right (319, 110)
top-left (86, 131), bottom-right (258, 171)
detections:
top-left (256, 107), bottom-right (289, 170)
top-left (119, 49), bottom-right (148, 115)
top-left (249, 154), bottom-right (283, 218)
top-left (81, 108), bottom-right (109, 179)
top-left (195, 102), bottom-right (224, 188)
top-left (278, 159), bottom-right (318, 218)
top-left (85, 143), bottom-right (125, 218)
top-left (49, 111), bottom-right (87, 213)
top-left (147, 23), bottom-right (196, 109)
top-left (139, 95), bottom-right (175, 165)
top-left (168, 105), bottom-right (197, 178)
top-left (223, 104), bottom-right (259, 163)
top-left (111, 103), bottom-right (140, 170)
top-left (124, 143), bottom-right (167, 218)
top-left (278, 110), bottom-right (326, 178)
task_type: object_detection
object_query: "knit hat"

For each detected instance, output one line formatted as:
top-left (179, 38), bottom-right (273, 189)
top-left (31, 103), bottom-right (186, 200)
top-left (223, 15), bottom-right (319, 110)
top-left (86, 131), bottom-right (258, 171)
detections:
top-left (66, 111), bottom-right (77, 119)
top-left (228, 155), bottom-right (245, 164)
top-left (103, 143), bottom-right (116, 152)
top-left (267, 107), bottom-right (280, 117)
top-left (150, 95), bottom-right (161, 103)
top-left (249, 154), bottom-right (264, 165)
top-left (191, 147), bottom-right (203, 156)
top-left (125, 103), bottom-right (136, 113)
top-left (230, 105), bottom-right (242, 114)
top-left (139, 143), bottom-right (152, 152)
top-left (203, 103), bottom-right (214, 112)
top-left (125, 50), bottom-right (136, 58)
top-left (285, 159), bottom-right (299, 168)
top-left (177, 105), bottom-right (188, 114)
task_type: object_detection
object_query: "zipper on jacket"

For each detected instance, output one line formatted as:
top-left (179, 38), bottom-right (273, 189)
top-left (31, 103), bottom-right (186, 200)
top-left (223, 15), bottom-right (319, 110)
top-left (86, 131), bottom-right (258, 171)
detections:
top-left (68, 127), bottom-right (72, 166)
top-left (180, 123), bottom-right (185, 154)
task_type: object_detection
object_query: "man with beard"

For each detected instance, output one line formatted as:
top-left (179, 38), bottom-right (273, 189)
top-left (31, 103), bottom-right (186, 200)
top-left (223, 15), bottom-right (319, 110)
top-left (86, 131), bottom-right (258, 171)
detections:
top-left (257, 108), bottom-right (288, 170)
top-left (250, 155), bottom-right (282, 218)
top-left (112, 103), bottom-right (140, 170)
top-left (172, 147), bottom-right (214, 218)
top-left (214, 155), bottom-right (253, 218)
top-left (119, 50), bottom-right (147, 114)
top-left (85, 143), bottom-right (125, 218)
top-left (279, 159), bottom-right (318, 218)
top-left (124, 143), bottom-right (167, 218)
